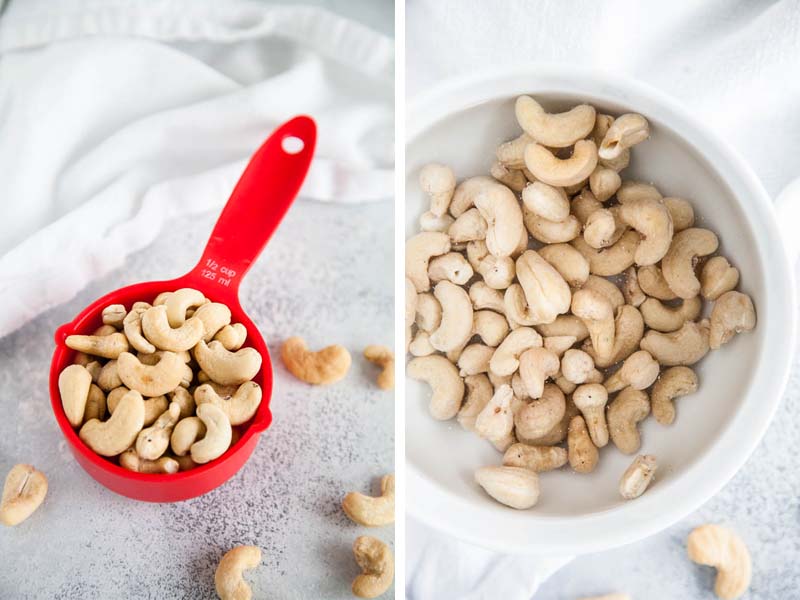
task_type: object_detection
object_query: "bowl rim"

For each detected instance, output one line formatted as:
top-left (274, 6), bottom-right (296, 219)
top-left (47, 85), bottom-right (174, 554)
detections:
top-left (49, 277), bottom-right (273, 492)
top-left (405, 65), bottom-right (797, 554)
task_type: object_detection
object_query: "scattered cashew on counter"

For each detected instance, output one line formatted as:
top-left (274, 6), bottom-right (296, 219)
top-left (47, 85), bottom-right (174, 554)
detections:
top-left (406, 95), bottom-right (758, 515)
top-left (215, 545), bottom-right (262, 600)
top-left (0, 464), bottom-right (48, 526)
top-left (59, 288), bottom-right (262, 472)
top-left (687, 524), bottom-right (752, 599)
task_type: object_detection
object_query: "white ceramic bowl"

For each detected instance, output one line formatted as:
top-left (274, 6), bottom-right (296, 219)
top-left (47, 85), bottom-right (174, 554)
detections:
top-left (406, 67), bottom-right (796, 555)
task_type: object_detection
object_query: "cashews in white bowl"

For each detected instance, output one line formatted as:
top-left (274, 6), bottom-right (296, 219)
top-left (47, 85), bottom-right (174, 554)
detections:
top-left (406, 68), bottom-right (795, 554)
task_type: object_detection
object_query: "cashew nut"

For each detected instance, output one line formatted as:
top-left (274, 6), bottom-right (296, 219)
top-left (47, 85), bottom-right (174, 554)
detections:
top-left (170, 416), bottom-right (207, 456)
top-left (664, 197), bottom-right (695, 231)
top-left (662, 228), bottom-right (719, 298)
top-left (469, 281), bottom-right (507, 314)
top-left (504, 250), bottom-right (571, 326)
top-left (405, 278), bottom-right (418, 348)
top-left (429, 280), bottom-right (473, 352)
top-left (474, 465), bottom-right (540, 509)
top-left (83, 384), bottom-right (107, 422)
top-left (687, 525), bottom-right (751, 599)
top-left (522, 205), bottom-right (582, 245)
top-left (406, 231), bottom-right (451, 292)
top-left (428, 252), bottom-right (474, 285)
top-left (581, 275), bottom-right (625, 312)
top-left (490, 161), bottom-right (527, 192)
top-left (59, 364), bottom-right (92, 427)
top-left (709, 291), bottom-right (756, 350)
top-left (518, 347), bottom-right (559, 398)
top-left (117, 351), bottom-right (185, 397)
top-left (571, 288), bottom-right (615, 364)
top-left (0, 464), bottom-right (48, 526)
top-left (193, 302), bottom-right (232, 342)
top-left (457, 374), bottom-right (492, 431)
top-left (701, 256), bottom-right (740, 301)
top-left (119, 448), bottom-right (179, 474)
top-left (449, 175), bottom-right (495, 218)
top-left (473, 310), bottom-right (509, 347)
top-left (65, 332), bottom-right (130, 359)
top-left (538, 243), bottom-right (590, 287)
top-left (135, 401), bottom-right (181, 460)
top-left (408, 331), bottom-right (435, 357)
top-left (571, 230), bottom-right (640, 276)
top-left (619, 454), bottom-right (657, 500)
top-left (651, 366), bottom-right (698, 425)
top-left (514, 96), bottom-right (596, 147)
top-left (352, 536), bottom-right (394, 598)
top-left (214, 323), bottom-right (248, 351)
top-left (599, 113), bottom-right (649, 160)
top-left (536, 314), bottom-right (589, 341)
top-left (573, 383), bottom-right (609, 447)
top-left (502, 443), bottom-right (568, 472)
top-left (79, 389), bottom-right (146, 456)
top-left (568, 415), bottom-right (599, 473)
top-left (448, 208), bottom-right (487, 243)
top-left (622, 267), bottom-right (646, 307)
top-left (489, 327), bottom-right (543, 376)
top-left (123, 305), bottom-right (156, 354)
top-left (583, 208), bottom-right (618, 249)
top-left (515, 383), bottom-right (566, 441)
top-left (603, 350), bottom-right (660, 393)
top-left (342, 474), bottom-right (394, 527)
top-left (496, 133), bottom-right (532, 169)
top-left (521, 182), bottom-right (570, 222)
top-left (640, 320), bottom-right (710, 366)
top-left (196, 340), bottom-right (262, 386)
top-left (641, 296), bottom-right (702, 332)
top-left (588, 304), bottom-right (645, 368)
top-left (215, 545), bottom-right (262, 600)
top-left (543, 335), bottom-right (577, 357)
top-left (96, 360), bottom-right (122, 392)
top-left (190, 403), bottom-right (232, 464)
top-left (102, 304), bottom-right (127, 329)
top-left (364, 345), bottom-right (394, 390)
top-left (419, 163), bottom-right (456, 216)
top-left (108, 387), bottom-right (168, 426)
top-left (473, 183), bottom-right (525, 257)
top-left (415, 292), bottom-right (442, 332)
top-left (457, 344), bottom-right (494, 377)
top-left (571, 188), bottom-right (602, 224)
top-left (407, 355), bottom-right (464, 420)
top-left (607, 388), bottom-right (650, 454)
top-left (637, 264), bottom-right (678, 300)
top-left (523, 140), bottom-right (598, 187)
top-left (589, 166), bottom-right (622, 202)
top-left (560, 349), bottom-right (595, 384)
top-left (475, 384), bottom-right (515, 442)
top-left (619, 197), bottom-right (674, 265)
top-left (164, 288), bottom-right (206, 327)
top-left (142, 305), bottom-right (205, 352)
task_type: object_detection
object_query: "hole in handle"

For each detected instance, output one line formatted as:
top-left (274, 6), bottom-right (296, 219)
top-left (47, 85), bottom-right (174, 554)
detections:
top-left (281, 136), bottom-right (304, 155)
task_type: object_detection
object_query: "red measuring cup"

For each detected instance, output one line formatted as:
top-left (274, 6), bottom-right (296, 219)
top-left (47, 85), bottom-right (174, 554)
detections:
top-left (48, 116), bottom-right (316, 502)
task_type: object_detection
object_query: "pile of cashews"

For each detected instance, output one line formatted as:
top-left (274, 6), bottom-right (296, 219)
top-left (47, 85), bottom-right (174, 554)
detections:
top-left (58, 288), bottom-right (263, 473)
top-left (406, 96), bottom-right (757, 512)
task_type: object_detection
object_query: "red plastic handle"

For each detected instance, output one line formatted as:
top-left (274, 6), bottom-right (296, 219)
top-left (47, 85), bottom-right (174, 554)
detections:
top-left (185, 116), bottom-right (317, 295)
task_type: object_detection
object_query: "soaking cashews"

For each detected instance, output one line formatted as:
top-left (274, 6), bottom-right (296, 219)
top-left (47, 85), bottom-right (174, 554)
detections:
top-left (408, 95), bottom-right (757, 514)
top-left (58, 289), bottom-right (262, 471)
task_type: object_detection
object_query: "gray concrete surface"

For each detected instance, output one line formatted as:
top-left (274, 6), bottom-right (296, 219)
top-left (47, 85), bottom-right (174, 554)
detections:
top-left (0, 199), bottom-right (394, 599)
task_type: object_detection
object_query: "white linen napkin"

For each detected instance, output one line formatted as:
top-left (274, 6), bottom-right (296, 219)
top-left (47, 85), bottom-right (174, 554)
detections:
top-left (0, 0), bottom-right (393, 337)
top-left (406, 1), bottom-right (800, 598)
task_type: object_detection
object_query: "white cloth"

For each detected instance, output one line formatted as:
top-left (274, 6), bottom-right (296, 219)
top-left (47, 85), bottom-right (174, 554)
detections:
top-left (0, 0), bottom-right (393, 337)
top-left (406, 1), bottom-right (800, 598)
